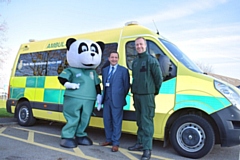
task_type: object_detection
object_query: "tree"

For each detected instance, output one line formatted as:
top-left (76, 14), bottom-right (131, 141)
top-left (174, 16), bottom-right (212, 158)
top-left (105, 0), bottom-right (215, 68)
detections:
top-left (195, 61), bottom-right (213, 74)
top-left (0, 0), bottom-right (11, 87)
top-left (0, 21), bottom-right (8, 67)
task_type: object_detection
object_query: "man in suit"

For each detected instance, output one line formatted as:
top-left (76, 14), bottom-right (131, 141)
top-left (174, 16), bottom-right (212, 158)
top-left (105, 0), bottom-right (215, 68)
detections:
top-left (99, 51), bottom-right (130, 152)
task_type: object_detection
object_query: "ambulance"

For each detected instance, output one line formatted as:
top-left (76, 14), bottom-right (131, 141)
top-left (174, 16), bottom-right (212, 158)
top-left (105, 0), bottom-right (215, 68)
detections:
top-left (6, 21), bottom-right (240, 158)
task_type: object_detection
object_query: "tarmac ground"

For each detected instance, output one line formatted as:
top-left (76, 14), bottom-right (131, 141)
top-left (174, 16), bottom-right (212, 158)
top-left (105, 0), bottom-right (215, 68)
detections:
top-left (0, 117), bottom-right (18, 125)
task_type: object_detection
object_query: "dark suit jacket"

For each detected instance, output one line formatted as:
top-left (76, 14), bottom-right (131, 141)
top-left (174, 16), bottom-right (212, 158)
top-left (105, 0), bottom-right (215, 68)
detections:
top-left (102, 65), bottom-right (130, 108)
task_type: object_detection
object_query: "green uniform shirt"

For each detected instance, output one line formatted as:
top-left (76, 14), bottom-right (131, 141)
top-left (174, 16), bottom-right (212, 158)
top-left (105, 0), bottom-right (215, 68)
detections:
top-left (131, 51), bottom-right (163, 95)
top-left (59, 67), bottom-right (100, 100)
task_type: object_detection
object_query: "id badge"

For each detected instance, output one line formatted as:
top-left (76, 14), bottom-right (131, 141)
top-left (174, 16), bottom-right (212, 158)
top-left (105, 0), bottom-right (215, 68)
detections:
top-left (106, 82), bottom-right (110, 87)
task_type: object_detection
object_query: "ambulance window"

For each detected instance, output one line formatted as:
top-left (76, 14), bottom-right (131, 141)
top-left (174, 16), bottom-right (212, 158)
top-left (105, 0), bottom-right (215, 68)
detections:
top-left (125, 40), bottom-right (166, 69)
top-left (160, 39), bottom-right (202, 73)
top-left (46, 49), bottom-right (68, 76)
top-left (15, 52), bottom-right (47, 76)
top-left (15, 49), bottom-right (68, 76)
top-left (148, 41), bottom-right (177, 81)
top-left (96, 43), bottom-right (118, 75)
top-left (148, 41), bottom-right (164, 57)
top-left (126, 41), bottom-right (138, 70)
top-left (126, 40), bottom-right (177, 81)
top-left (126, 40), bottom-right (166, 70)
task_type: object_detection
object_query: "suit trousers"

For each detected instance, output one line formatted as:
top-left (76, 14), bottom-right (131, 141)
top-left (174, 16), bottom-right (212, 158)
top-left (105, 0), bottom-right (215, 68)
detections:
top-left (103, 88), bottom-right (123, 146)
top-left (133, 94), bottom-right (155, 150)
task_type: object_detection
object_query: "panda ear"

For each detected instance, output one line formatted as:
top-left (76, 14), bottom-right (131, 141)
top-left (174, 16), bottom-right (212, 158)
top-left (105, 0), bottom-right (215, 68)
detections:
top-left (66, 38), bottom-right (76, 50)
top-left (96, 41), bottom-right (105, 52)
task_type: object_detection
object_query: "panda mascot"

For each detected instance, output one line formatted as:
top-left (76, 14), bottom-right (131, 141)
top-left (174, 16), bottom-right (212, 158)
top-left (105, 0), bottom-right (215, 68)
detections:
top-left (58, 38), bottom-right (104, 148)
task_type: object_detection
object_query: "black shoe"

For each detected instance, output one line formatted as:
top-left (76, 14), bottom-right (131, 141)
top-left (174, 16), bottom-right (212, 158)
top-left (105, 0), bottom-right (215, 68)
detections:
top-left (128, 143), bottom-right (143, 151)
top-left (141, 150), bottom-right (151, 160)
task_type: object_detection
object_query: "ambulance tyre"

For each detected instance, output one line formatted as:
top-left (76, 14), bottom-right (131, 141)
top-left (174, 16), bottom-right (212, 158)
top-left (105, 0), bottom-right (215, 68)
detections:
top-left (17, 101), bottom-right (36, 126)
top-left (169, 114), bottom-right (215, 159)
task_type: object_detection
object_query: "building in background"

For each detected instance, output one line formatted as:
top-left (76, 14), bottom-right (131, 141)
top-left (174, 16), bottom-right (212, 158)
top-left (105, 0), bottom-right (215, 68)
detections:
top-left (208, 73), bottom-right (240, 88)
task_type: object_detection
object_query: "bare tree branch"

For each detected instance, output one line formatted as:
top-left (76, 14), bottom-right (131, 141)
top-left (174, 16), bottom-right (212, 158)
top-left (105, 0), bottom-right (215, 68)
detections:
top-left (0, 0), bottom-right (11, 85)
top-left (195, 61), bottom-right (214, 73)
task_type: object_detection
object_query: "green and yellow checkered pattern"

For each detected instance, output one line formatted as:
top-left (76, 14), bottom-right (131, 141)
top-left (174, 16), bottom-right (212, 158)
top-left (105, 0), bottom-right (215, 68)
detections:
top-left (10, 76), bottom-right (65, 104)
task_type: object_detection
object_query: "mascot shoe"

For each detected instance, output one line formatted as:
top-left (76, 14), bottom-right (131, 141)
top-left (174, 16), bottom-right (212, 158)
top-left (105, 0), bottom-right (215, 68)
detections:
top-left (76, 136), bottom-right (93, 145)
top-left (60, 138), bottom-right (77, 148)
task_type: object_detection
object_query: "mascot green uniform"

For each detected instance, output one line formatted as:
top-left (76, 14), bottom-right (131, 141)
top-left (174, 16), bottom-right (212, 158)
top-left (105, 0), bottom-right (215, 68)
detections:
top-left (58, 38), bottom-right (104, 148)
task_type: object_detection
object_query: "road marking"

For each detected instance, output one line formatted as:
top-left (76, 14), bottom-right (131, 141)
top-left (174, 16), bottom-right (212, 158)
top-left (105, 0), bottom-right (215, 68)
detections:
top-left (239, 149), bottom-right (240, 160)
top-left (151, 154), bottom-right (173, 160)
top-left (73, 147), bottom-right (84, 155)
top-left (128, 150), bottom-right (173, 160)
top-left (1, 126), bottom-right (172, 160)
top-left (14, 126), bottom-right (60, 137)
top-left (119, 148), bottom-right (138, 160)
top-left (27, 131), bottom-right (34, 143)
top-left (73, 147), bottom-right (99, 160)
top-left (0, 133), bottom-right (99, 159)
top-left (0, 126), bottom-right (6, 133)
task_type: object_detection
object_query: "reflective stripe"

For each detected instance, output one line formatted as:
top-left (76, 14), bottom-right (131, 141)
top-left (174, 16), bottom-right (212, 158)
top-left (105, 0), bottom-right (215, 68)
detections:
top-left (175, 94), bottom-right (231, 114)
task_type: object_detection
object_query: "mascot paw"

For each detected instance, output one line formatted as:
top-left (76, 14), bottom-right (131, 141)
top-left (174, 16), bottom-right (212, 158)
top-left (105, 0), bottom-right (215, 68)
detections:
top-left (60, 138), bottom-right (77, 148)
top-left (96, 94), bottom-right (102, 103)
top-left (64, 82), bottom-right (80, 89)
top-left (76, 136), bottom-right (93, 145)
top-left (97, 103), bottom-right (102, 111)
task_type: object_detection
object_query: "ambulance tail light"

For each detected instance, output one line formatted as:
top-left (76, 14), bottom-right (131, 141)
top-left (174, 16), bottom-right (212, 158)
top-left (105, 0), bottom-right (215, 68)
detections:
top-left (7, 83), bottom-right (10, 99)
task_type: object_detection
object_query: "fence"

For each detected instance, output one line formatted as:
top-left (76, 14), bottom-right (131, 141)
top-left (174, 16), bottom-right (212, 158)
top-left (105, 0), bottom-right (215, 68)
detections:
top-left (0, 92), bottom-right (7, 100)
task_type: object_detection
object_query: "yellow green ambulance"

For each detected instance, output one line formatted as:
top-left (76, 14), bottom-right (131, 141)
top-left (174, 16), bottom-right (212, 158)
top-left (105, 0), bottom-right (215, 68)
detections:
top-left (6, 21), bottom-right (240, 158)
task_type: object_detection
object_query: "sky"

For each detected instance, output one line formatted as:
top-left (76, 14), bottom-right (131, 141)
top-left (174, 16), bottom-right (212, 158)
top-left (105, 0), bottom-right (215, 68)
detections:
top-left (1, 0), bottom-right (240, 85)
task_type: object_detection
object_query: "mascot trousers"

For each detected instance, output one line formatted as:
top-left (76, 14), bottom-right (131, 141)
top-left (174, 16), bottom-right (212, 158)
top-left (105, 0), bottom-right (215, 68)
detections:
top-left (133, 94), bottom-right (155, 150)
top-left (61, 96), bottom-right (95, 138)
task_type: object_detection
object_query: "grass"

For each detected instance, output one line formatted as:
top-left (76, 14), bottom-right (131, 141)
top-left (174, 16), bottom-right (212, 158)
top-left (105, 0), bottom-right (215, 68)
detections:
top-left (0, 99), bottom-right (6, 109)
top-left (0, 100), bottom-right (14, 117)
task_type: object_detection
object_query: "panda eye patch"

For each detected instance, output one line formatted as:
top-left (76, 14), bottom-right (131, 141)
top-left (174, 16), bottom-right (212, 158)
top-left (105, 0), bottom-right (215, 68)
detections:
top-left (91, 44), bottom-right (99, 54)
top-left (79, 43), bottom-right (88, 54)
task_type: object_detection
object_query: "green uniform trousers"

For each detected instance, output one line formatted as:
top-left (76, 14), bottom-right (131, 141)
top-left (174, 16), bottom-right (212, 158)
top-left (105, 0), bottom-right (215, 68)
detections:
top-left (133, 94), bottom-right (155, 150)
top-left (61, 96), bottom-right (95, 138)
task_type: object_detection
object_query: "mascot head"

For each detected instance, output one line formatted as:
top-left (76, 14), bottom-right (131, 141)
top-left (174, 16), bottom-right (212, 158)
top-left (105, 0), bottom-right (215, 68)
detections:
top-left (66, 38), bottom-right (104, 69)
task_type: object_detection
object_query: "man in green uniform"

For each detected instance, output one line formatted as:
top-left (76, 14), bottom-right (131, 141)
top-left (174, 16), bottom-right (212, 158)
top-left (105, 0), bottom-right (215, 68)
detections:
top-left (128, 37), bottom-right (163, 160)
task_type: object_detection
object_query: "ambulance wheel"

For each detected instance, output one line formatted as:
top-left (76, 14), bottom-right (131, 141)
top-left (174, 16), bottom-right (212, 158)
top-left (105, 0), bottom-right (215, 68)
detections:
top-left (169, 114), bottom-right (215, 159)
top-left (17, 101), bottom-right (36, 126)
